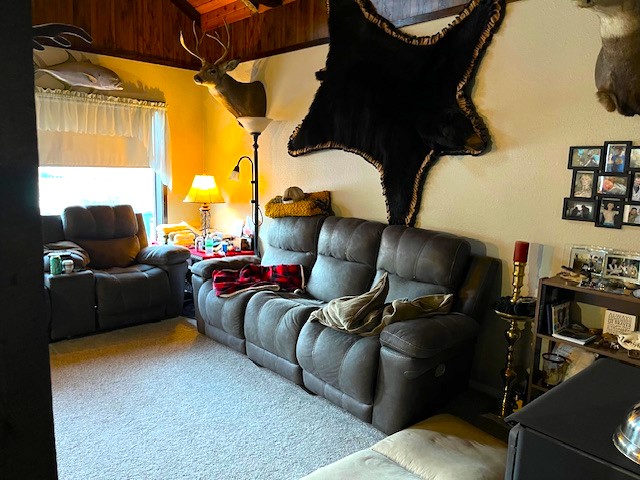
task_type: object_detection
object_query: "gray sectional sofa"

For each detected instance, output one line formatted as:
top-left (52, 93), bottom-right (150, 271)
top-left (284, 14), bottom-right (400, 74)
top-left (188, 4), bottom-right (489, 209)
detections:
top-left (191, 215), bottom-right (499, 434)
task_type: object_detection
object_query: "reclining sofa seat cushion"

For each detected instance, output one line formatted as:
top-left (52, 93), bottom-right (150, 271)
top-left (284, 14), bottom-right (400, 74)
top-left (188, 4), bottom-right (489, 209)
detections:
top-left (245, 217), bottom-right (386, 386)
top-left (192, 215), bottom-right (326, 353)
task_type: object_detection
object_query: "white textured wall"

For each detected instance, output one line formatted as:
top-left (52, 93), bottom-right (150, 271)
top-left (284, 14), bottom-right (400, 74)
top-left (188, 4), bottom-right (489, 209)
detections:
top-left (204, 0), bottom-right (640, 393)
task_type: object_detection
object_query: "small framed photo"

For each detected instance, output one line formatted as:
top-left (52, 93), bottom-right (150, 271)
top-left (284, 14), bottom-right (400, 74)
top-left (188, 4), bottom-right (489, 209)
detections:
top-left (603, 141), bottom-right (632, 173)
top-left (568, 246), bottom-right (606, 276)
top-left (568, 146), bottom-right (602, 169)
top-left (563, 198), bottom-right (596, 222)
top-left (630, 172), bottom-right (640, 201)
top-left (630, 147), bottom-right (640, 170)
top-left (596, 174), bottom-right (630, 197)
top-left (603, 253), bottom-right (640, 283)
top-left (623, 204), bottom-right (640, 226)
top-left (596, 197), bottom-right (623, 228)
top-left (571, 170), bottom-right (596, 198)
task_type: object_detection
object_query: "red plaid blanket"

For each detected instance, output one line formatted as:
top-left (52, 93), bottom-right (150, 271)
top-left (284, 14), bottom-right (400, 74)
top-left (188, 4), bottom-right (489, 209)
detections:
top-left (213, 264), bottom-right (305, 297)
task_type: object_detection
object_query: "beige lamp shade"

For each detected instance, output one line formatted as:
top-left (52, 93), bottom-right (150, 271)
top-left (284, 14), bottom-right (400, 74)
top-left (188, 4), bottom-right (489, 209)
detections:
top-left (183, 175), bottom-right (224, 204)
top-left (237, 117), bottom-right (272, 134)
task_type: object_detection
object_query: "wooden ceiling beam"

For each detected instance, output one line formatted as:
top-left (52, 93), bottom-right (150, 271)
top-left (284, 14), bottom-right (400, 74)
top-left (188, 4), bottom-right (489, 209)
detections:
top-left (201, 0), bottom-right (296, 30)
top-left (195, 0), bottom-right (238, 14)
top-left (169, 0), bottom-right (201, 25)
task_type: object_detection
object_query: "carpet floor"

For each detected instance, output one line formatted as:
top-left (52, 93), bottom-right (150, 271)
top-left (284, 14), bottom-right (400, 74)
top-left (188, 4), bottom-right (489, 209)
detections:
top-left (49, 318), bottom-right (386, 480)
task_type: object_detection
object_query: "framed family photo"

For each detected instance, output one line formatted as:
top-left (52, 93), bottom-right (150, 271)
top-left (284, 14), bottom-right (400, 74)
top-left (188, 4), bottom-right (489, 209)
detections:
top-left (568, 245), bottom-right (606, 276)
top-left (568, 146), bottom-right (602, 169)
top-left (596, 174), bottom-right (630, 197)
top-left (631, 147), bottom-right (640, 170)
top-left (571, 170), bottom-right (596, 198)
top-left (596, 197), bottom-right (623, 229)
top-left (603, 141), bottom-right (632, 173)
top-left (563, 198), bottom-right (596, 222)
top-left (630, 172), bottom-right (640, 201)
top-left (603, 253), bottom-right (640, 284)
top-left (623, 204), bottom-right (640, 226)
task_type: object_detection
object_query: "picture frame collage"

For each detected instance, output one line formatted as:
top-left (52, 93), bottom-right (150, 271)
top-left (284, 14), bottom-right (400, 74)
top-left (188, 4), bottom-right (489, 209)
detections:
top-left (563, 141), bottom-right (640, 228)
top-left (569, 245), bottom-right (640, 286)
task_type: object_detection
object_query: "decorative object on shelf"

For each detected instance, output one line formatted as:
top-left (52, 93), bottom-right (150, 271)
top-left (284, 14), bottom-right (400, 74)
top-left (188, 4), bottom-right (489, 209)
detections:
top-left (179, 21), bottom-right (267, 119)
top-left (183, 174), bottom-right (225, 238)
top-left (494, 240), bottom-right (535, 418)
top-left (603, 310), bottom-right (638, 336)
top-left (265, 190), bottom-right (333, 218)
top-left (230, 116), bottom-right (272, 256)
top-left (613, 401), bottom-right (640, 465)
top-left (288, 0), bottom-right (506, 226)
top-left (575, 0), bottom-right (640, 116)
top-left (618, 332), bottom-right (640, 352)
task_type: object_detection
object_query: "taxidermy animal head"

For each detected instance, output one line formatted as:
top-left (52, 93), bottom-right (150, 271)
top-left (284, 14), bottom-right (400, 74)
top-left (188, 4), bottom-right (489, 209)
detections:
top-left (180, 21), bottom-right (267, 118)
top-left (574, 0), bottom-right (640, 115)
top-left (34, 52), bottom-right (123, 91)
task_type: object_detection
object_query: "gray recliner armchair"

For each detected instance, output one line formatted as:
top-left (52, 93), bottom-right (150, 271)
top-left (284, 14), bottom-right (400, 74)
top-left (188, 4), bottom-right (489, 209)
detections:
top-left (42, 204), bottom-right (190, 340)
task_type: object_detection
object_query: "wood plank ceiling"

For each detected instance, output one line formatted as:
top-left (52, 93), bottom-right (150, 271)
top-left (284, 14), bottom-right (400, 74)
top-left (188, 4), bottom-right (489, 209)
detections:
top-left (31, 0), bottom-right (504, 70)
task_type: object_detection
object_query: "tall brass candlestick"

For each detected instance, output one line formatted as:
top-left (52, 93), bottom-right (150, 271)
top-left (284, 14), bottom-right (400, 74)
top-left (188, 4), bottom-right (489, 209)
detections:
top-left (497, 258), bottom-right (533, 418)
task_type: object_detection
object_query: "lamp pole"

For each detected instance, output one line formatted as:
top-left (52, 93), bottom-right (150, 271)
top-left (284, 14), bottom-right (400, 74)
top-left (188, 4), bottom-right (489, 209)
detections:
top-left (251, 132), bottom-right (260, 257)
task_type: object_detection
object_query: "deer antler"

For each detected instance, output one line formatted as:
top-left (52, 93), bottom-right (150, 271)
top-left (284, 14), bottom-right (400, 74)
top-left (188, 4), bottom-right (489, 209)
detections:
top-left (179, 21), bottom-right (207, 66)
top-left (206, 20), bottom-right (231, 65)
top-left (32, 23), bottom-right (92, 51)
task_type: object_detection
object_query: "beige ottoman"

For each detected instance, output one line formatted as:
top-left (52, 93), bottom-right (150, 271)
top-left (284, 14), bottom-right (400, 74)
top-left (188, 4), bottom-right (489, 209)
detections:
top-left (302, 414), bottom-right (507, 480)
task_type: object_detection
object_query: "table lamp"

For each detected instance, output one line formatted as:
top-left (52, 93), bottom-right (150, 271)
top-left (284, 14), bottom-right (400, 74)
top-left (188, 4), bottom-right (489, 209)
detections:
top-left (183, 174), bottom-right (224, 237)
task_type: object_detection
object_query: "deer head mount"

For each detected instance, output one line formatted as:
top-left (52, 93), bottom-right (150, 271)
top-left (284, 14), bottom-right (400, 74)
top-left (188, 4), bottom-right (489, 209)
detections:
top-left (575, 0), bottom-right (640, 116)
top-left (180, 21), bottom-right (267, 119)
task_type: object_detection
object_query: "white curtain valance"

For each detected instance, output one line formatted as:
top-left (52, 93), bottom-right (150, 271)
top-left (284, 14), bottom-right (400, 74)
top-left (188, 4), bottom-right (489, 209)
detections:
top-left (35, 87), bottom-right (172, 189)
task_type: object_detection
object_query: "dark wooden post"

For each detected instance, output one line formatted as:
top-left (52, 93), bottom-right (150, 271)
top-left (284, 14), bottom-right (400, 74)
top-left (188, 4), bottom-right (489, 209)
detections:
top-left (0, 2), bottom-right (58, 478)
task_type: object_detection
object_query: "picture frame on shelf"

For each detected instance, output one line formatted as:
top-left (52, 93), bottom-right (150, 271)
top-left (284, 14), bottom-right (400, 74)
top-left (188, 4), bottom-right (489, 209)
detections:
top-left (603, 253), bottom-right (640, 283)
top-left (603, 309), bottom-right (638, 335)
top-left (571, 170), bottom-right (596, 198)
top-left (567, 146), bottom-right (602, 169)
top-left (623, 204), bottom-right (640, 226)
top-left (550, 301), bottom-right (571, 335)
top-left (563, 198), bottom-right (596, 222)
top-left (630, 147), bottom-right (640, 170)
top-left (596, 173), bottom-right (630, 197)
top-left (568, 245), bottom-right (606, 276)
top-left (596, 197), bottom-right (623, 228)
top-left (630, 172), bottom-right (640, 201)
top-left (603, 141), bottom-right (632, 173)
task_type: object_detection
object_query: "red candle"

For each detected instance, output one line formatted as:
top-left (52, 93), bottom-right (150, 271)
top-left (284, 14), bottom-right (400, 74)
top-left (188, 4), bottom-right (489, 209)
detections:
top-left (513, 241), bottom-right (529, 263)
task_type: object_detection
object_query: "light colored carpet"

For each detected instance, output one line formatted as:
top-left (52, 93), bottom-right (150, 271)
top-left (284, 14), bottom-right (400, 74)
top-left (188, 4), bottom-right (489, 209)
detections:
top-left (49, 318), bottom-right (386, 480)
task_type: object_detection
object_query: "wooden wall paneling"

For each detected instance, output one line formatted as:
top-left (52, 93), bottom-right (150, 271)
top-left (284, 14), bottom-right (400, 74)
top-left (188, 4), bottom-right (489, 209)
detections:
top-left (114, 0), bottom-right (136, 54)
top-left (136, 0), bottom-right (163, 61)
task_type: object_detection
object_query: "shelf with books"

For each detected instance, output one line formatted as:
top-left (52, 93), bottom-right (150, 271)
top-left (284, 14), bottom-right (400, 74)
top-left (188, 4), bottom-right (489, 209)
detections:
top-left (527, 275), bottom-right (640, 403)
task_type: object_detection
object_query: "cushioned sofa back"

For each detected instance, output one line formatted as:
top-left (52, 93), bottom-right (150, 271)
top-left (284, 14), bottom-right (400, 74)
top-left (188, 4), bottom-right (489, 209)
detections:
top-left (306, 217), bottom-right (386, 302)
top-left (62, 205), bottom-right (140, 269)
top-left (260, 216), bottom-right (326, 275)
top-left (373, 226), bottom-right (471, 304)
top-left (42, 215), bottom-right (65, 244)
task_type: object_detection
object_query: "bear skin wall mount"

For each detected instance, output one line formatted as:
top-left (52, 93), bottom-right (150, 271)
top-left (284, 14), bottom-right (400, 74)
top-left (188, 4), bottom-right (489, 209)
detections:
top-left (288, 0), bottom-right (506, 226)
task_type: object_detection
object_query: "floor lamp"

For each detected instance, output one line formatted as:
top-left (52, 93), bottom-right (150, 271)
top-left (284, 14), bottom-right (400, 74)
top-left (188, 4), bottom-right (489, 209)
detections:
top-left (183, 174), bottom-right (224, 238)
top-left (230, 116), bottom-right (272, 256)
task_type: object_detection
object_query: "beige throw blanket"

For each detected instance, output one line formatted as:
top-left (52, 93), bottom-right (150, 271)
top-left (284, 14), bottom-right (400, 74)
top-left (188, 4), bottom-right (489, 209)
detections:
top-left (309, 273), bottom-right (453, 336)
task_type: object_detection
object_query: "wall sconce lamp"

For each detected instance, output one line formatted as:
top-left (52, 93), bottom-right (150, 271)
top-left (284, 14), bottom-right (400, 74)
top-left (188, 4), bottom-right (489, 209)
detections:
top-left (229, 116), bottom-right (272, 256)
top-left (183, 174), bottom-right (224, 238)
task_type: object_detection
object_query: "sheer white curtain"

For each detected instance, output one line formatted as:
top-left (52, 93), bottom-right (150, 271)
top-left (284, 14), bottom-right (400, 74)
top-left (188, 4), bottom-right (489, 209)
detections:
top-left (35, 87), bottom-right (172, 188)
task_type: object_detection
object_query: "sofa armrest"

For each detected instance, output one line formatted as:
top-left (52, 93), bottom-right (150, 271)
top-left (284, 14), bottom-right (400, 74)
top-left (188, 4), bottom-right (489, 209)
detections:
top-left (191, 255), bottom-right (260, 279)
top-left (137, 245), bottom-right (190, 266)
top-left (43, 240), bottom-right (90, 272)
top-left (380, 313), bottom-right (480, 359)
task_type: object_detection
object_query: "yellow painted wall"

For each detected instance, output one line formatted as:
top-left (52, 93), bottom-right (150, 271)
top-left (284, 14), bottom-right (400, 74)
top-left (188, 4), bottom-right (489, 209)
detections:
top-left (198, 0), bottom-right (640, 393)
top-left (91, 55), bottom-right (207, 226)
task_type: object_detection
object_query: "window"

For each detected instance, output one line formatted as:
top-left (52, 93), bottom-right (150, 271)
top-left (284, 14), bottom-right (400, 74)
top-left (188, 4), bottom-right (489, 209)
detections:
top-left (39, 166), bottom-right (163, 240)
